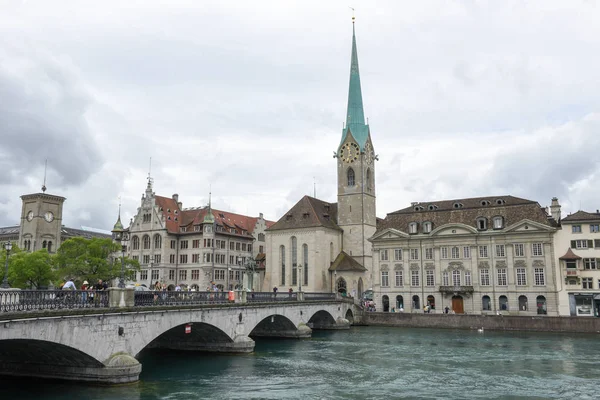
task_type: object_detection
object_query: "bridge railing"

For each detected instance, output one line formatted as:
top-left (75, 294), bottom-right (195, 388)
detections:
top-left (247, 292), bottom-right (298, 303)
top-left (134, 291), bottom-right (228, 307)
top-left (304, 292), bottom-right (336, 301)
top-left (0, 290), bottom-right (109, 313)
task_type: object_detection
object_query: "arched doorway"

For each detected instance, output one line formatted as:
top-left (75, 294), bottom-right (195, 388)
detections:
top-left (358, 278), bottom-right (364, 299)
top-left (499, 295), bottom-right (508, 311)
top-left (452, 295), bottom-right (464, 314)
top-left (427, 295), bottom-right (436, 311)
top-left (536, 296), bottom-right (547, 315)
top-left (396, 295), bottom-right (404, 310)
top-left (519, 295), bottom-right (528, 311)
top-left (412, 295), bottom-right (420, 310)
top-left (382, 295), bottom-right (390, 312)
top-left (336, 277), bottom-right (347, 295)
top-left (482, 295), bottom-right (491, 311)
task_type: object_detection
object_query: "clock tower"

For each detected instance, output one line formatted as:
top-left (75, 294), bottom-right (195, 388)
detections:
top-left (19, 185), bottom-right (65, 253)
top-left (336, 20), bottom-right (376, 271)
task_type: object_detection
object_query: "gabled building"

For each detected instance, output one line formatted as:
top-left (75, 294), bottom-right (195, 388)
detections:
top-left (370, 196), bottom-right (559, 315)
top-left (123, 180), bottom-right (273, 290)
top-left (553, 201), bottom-right (600, 316)
top-left (264, 20), bottom-right (376, 297)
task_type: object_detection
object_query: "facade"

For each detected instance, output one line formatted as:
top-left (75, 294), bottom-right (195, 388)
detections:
top-left (264, 21), bottom-right (375, 297)
top-left (370, 196), bottom-right (559, 315)
top-left (123, 180), bottom-right (273, 291)
top-left (554, 203), bottom-right (600, 316)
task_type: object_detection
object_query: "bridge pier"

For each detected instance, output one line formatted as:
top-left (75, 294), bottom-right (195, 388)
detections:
top-left (251, 322), bottom-right (312, 339)
top-left (309, 317), bottom-right (350, 330)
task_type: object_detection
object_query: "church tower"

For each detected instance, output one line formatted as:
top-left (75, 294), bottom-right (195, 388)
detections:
top-left (19, 184), bottom-right (65, 253)
top-left (336, 19), bottom-right (377, 271)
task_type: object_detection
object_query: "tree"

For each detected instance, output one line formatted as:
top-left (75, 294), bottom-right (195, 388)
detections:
top-left (0, 243), bottom-right (23, 288)
top-left (55, 237), bottom-right (140, 286)
top-left (8, 249), bottom-right (56, 289)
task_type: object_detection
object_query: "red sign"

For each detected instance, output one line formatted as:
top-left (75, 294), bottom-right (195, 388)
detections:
top-left (185, 324), bottom-right (191, 334)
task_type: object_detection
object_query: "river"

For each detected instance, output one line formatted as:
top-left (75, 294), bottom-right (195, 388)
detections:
top-left (2, 326), bottom-right (599, 399)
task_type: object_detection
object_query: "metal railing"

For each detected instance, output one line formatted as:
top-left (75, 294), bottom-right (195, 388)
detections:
top-left (0, 290), bottom-right (109, 313)
top-left (134, 291), bottom-right (228, 307)
top-left (247, 292), bottom-right (298, 302)
top-left (304, 292), bottom-right (336, 301)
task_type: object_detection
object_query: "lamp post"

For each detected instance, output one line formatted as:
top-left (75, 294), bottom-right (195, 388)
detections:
top-left (1, 241), bottom-right (13, 289)
top-left (333, 270), bottom-right (337, 294)
top-left (111, 226), bottom-right (128, 288)
top-left (298, 264), bottom-right (302, 293)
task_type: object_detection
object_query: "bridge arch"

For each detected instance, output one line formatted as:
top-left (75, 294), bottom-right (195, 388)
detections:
top-left (141, 322), bottom-right (235, 354)
top-left (249, 314), bottom-right (307, 339)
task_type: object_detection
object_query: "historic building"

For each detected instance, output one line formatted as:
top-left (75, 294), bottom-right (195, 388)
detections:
top-left (0, 186), bottom-right (110, 251)
top-left (122, 179), bottom-right (273, 291)
top-left (264, 20), bottom-right (376, 297)
top-left (370, 196), bottom-right (560, 315)
top-left (553, 201), bottom-right (600, 316)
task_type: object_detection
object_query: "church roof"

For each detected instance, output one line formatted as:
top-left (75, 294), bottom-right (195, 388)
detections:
top-left (267, 196), bottom-right (341, 232)
top-left (329, 251), bottom-right (367, 272)
top-left (377, 195), bottom-right (555, 234)
top-left (561, 210), bottom-right (600, 223)
top-left (339, 21), bottom-right (370, 151)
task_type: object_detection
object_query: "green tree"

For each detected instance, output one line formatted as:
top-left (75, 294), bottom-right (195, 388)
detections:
top-left (0, 243), bottom-right (23, 288)
top-left (7, 248), bottom-right (56, 289)
top-left (55, 237), bottom-right (140, 286)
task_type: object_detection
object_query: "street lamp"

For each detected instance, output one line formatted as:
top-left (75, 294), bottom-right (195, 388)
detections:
top-left (1, 241), bottom-right (13, 289)
top-left (333, 270), bottom-right (337, 294)
top-left (111, 225), bottom-right (129, 289)
top-left (298, 264), bottom-right (302, 293)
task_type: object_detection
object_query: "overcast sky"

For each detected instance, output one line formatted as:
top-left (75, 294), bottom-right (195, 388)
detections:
top-left (1, 0), bottom-right (600, 230)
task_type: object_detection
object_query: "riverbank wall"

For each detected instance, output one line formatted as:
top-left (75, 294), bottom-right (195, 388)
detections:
top-left (360, 312), bottom-right (600, 333)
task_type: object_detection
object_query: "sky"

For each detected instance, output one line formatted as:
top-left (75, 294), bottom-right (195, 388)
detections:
top-left (1, 0), bottom-right (600, 230)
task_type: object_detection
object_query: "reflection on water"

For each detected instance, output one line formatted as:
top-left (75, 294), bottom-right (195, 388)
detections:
top-left (2, 326), bottom-right (600, 399)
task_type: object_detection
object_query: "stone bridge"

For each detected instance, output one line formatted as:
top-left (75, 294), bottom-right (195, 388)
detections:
top-left (0, 295), bottom-right (357, 384)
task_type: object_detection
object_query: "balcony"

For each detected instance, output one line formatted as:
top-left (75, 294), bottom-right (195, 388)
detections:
top-left (563, 269), bottom-right (580, 277)
top-left (438, 285), bottom-right (474, 295)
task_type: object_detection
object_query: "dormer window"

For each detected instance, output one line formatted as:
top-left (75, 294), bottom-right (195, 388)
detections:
top-left (409, 222), bottom-right (418, 234)
top-left (167, 208), bottom-right (171, 213)
top-left (413, 206), bottom-right (424, 211)
top-left (423, 221), bottom-right (432, 233)
top-left (493, 216), bottom-right (504, 229)
top-left (480, 200), bottom-right (490, 206)
top-left (219, 213), bottom-right (225, 218)
top-left (427, 205), bottom-right (438, 211)
top-left (174, 210), bottom-right (178, 215)
top-left (453, 203), bottom-right (463, 209)
top-left (477, 217), bottom-right (487, 230)
top-left (303, 212), bottom-right (310, 219)
top-left (495, 199), bottom-right (505, 205)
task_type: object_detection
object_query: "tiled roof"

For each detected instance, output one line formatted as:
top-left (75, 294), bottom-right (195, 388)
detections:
top-left (155, 196), bottom-right (181, 233)
top-left (61, 227), bottom-right (111, 240)
top-left (561, 210), bottom-right (600, 223)
top-left (329, 251), bottom-right (367, 272)
top-left (378, 195), bottom-right (554, 234)
top-left (267, 196), bottom-right (341, 231)
top-left (559, 248), bottom-right (582, 260)
top-left (0, 225), bottom-right (20, 235)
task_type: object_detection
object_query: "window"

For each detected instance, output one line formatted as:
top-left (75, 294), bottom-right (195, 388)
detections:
top-left (482, 295), bottom-right (491, 311)
top-left (566, 260), bottom-right (577, 269)
top-left (380, 249), bottom-right (389, 261)
top-left (155, 254), bottom-right (161, 263)
top-left (259, 245), bottom-right (264, 253)
top-left (451, 247), bottom-right (460, 259)
top-left (465, 271), bottom-right (472, 286)
top-left (230, 242), bottom-right (235, 250)
top-left (180, 254), bottom-right (188, 264)
top-left (132, 236), bottom-right (140, 250)
top-left (192, 254), bottom-right (199, 263)
top-left (215, 269), bottom-right (225, 280)
top-left (532, 243), bottom-right (543, 256)
top-left (477, 217), bottom-right (487, 230)
top-left (493, 216), bottom-right (503, 229)
top-left (193, 239), bottom-right (200, 248)
top-left (591, 225), bottom-right (600, 233)
top-left (423, 222), bottom-right (432, 233)
top-left (452, 270), bottom-right (461, 286)
top-left (132, 255), bottom-right (139, 262)
top-left (236, 243), bottom-right (241, 251)
top-left (395, 270), bottom-right (403, 287)
top-left (514, 243), bottom-right (524, 257)
top-left (583, 277), bottom-right (593, 289)
top-left (499, 295), bottom-right (508, 311)
top-left (394, 249), bottom-right (403, 261)
top-left (442, 271), bottom-right (449, 286)
top-left (153, 235), bottom-right (162, 249)
top-left (411, 270), bottom-right (420, 287)
top-left (347, 168), bottom-right (355, 186)
top-left (143, 255), bottom-right (150, 264)
top-left (572, 225), bottom-right (582, 233)
top-left (463, 246), bottom-right (470, 259)
top-left (230, 255), bottom-right (234, 264)
top-left (381, 271), bottom-right (389, 287)
top-left (534, 268), bottom-right (545, 286)
top-left (242, 243), bottom-right (247, 251)
top-left (280, 245), bottom-right (286, 286)
top-left (169, 254), bottom-right (175, 263)
top-left (179, 270), bottom-right (187, 281)
top-left (480, 269), bottom-right (490, 286)
top-left (170, 240), bottom-right (176, 249)
top-left (366, 168), bottom-right (372, 191)
top-left (479, 246), bottom-right (488, 258)
top-left (496, 245), bottom-right (505, 258)
top-left (169, 270), bottom-right (175, 280)
top-left (426, 270), bottom-right (435, 287)
top-left (258, 233), bottom-right (265, 241)
top-left (140, 270), bottom-right (148, 280)
top-left (497, 268), bottom-right (507, 286)
top-left (410, 249), bottom-right (419, 260)
top-left (303, 244), bottom-right (308, 286)
top-left (441, 247), bottom-right (448, 259)
top-left (584, 258), bottom-right (597, 270)
top-left (151, 270), bottom-right (159, 280)
top-left (519, 295), bottom-right (528, 311)
top-left (425, 248), bottom-right (433, 260)
top-left (191, 270), bottom-right (199, 280)
top-left (409, 222), bottom-right (418, 234)
top-left (516, 268), bottom-right (526, 286)
top-left (572, 240), bottom-right (590, 249)
top-left (180, 240), bottom-right (188, 249)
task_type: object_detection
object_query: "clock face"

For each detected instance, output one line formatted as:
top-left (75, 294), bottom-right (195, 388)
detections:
top-left (26, 211), bottom-right (34, 222)
top-left (339, 142), bottom-right (360, 163)
top-left (365, 142), bottom-right (374, 165)
top-left (44, 211), bottom-right (54, 223)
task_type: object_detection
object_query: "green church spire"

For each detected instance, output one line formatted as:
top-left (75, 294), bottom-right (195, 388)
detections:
top-left (340, 18), bottom-right (369, 150)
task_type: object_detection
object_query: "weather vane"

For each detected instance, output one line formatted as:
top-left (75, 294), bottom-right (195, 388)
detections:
top-left (349, 6), bottom-right (355, 23)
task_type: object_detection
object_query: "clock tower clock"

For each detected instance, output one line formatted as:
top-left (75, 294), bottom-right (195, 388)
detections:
top-left (19, 187), bottom-right (65, 252)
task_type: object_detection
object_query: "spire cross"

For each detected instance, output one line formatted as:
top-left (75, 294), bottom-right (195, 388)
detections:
top-left (42, 159), bottom-right (47, 193)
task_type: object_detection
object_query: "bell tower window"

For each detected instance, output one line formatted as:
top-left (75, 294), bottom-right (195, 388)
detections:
top-left (347, 168), bottom-right (355, 186)
top-left (366, 168), bottom-right (371, 191)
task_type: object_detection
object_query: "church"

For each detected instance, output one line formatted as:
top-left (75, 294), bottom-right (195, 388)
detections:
top-left (264, 20), bottom-right (376, 298)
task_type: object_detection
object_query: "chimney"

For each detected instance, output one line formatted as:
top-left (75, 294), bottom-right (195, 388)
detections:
top-left (411, 202), bottom-right (418, 207)
top-left (549, 197), bottom-right (561, 222)
top-left (172, 193), bottom-right (179, 202)
top-left (259, 212), bottom-right (264, 219)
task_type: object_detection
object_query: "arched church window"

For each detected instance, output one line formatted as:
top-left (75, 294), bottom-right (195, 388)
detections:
top-left (291, 237), bottom-right (298, 285)
top-left (347, 168), bottom-right (355, 186)
top-left (42, 240), bottom-right (47, 249)
top-left (154, 234), bottom-right (162, 249)
top-left (47, 241), bottom-right (53, 253)
top-left (143, 235), bottom-right (151, 249)
top-left (330, 242), bottom-right (334, 264)
top-left (303, 244), bottom-right (308, 286)
top-left (366, 168), bottom-right (371, 191)
top-left (132, 236), bottom-right (140, 250)
top-left (280, 245), bottom-right (286, 286)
